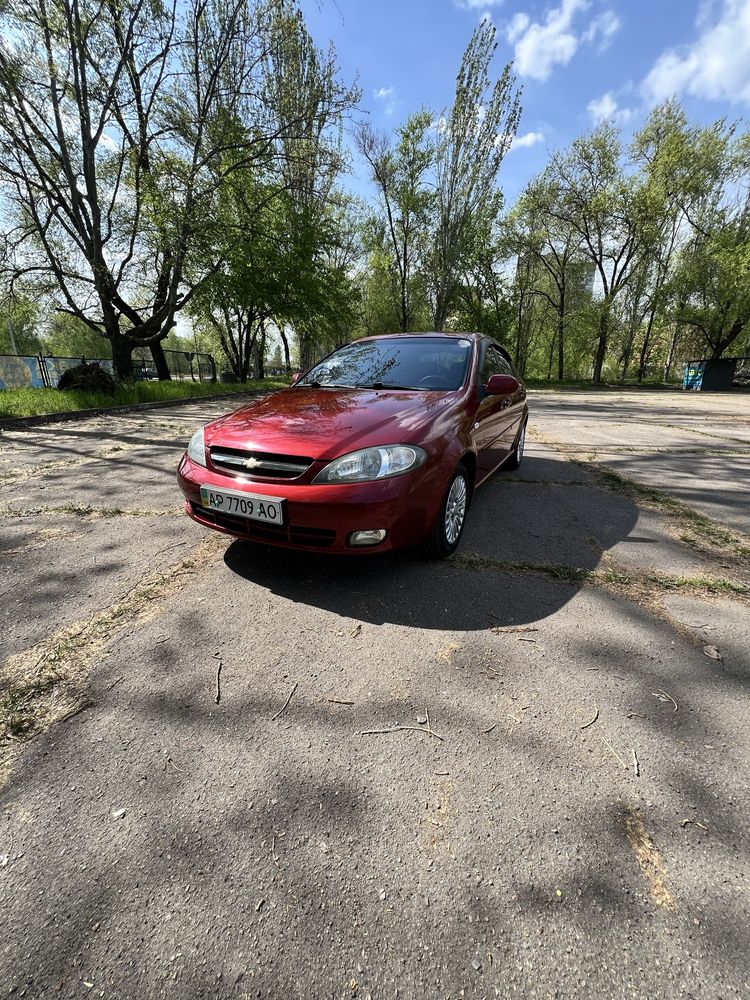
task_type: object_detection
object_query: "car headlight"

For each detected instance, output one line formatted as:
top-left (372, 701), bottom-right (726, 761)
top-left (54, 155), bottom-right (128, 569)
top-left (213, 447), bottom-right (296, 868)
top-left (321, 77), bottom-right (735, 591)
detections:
top-left (187, 427), bottom-right (207, 467)
top-left (313, 445), bottom-right (426, 484)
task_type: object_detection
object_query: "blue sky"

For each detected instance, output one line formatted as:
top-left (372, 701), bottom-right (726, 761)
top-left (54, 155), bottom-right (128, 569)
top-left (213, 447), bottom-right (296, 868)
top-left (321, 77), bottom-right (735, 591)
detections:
top-left (301, 0), bottom-right (750, 206)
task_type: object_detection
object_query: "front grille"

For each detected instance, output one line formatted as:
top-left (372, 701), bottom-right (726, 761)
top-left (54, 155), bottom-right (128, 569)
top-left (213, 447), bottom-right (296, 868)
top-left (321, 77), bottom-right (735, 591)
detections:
top-left (191, 503), bottom-right (336, 548)
top-left (210, 448), bottom-right (313, 480)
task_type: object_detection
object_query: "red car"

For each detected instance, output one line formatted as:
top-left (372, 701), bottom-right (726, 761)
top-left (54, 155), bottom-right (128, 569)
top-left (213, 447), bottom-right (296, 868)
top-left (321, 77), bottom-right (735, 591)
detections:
top-left (177, 333), bottom-right (528, 557)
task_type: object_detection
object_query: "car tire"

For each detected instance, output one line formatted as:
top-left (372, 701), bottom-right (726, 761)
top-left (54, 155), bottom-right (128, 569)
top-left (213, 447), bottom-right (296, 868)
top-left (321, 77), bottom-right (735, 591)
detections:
top-left (504, 421), bottom-right (526, 471)
top-left (424, 465), bottom-right (470, 559)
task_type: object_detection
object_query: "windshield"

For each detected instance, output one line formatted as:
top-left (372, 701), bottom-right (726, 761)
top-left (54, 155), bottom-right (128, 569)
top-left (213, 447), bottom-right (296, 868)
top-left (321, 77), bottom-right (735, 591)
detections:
top-left (298, 337), bottom-right (472, 391)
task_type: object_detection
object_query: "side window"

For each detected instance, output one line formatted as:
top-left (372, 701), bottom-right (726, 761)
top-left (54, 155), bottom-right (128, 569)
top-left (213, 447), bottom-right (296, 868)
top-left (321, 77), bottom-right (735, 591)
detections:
top-left (495, 353), bottom-right (513, 377)
top-left (479, 345), bottom-right (502, 386)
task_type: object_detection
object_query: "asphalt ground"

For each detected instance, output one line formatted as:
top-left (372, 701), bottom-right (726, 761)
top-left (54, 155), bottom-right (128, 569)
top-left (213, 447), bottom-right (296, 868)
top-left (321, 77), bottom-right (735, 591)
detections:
top-left (1, 388), bottom-right (749, 1000)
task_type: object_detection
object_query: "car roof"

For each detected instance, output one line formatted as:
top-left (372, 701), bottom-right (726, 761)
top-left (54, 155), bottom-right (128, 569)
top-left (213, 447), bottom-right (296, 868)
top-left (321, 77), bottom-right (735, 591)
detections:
top-left (356, 332), bottom-right (482, 343)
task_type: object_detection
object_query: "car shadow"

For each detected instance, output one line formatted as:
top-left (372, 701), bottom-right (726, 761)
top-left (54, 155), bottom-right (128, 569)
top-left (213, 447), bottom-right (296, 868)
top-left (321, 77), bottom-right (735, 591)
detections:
top-left (222, 454), bottom-right (640, 630)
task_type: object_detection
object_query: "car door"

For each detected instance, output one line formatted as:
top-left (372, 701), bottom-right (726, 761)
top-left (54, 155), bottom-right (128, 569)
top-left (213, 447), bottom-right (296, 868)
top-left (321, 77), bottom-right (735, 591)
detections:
top-left (473, 343), bottom-right (513, 481)
top-left (493, 351), bottom-right (526, 453)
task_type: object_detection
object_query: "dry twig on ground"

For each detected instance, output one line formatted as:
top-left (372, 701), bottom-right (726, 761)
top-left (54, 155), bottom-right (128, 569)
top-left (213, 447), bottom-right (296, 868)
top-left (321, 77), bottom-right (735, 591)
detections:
top-left (272, 682), bottom-right (298, 720)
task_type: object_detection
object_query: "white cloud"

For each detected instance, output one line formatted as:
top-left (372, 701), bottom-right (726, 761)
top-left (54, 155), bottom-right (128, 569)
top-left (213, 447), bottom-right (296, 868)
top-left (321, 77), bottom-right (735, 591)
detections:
top-left (586, 90), bottom-right (634, 124)
top-left (511, 129), bottom-right (545, 149)
top-left (506, 11), bottom-right (530, 41)
top-left (505, 0), bottom-right (621, 81)
top-left (373, 86), bottom-right (396, 116)
top-left (505, 0), bottom-right (586, 80)
top-left (587, 91), bottom-right (617, 123)
top-left (582, 10), bottom-right (620, 49)
top-left (642, 0), bottom-right (750, 106)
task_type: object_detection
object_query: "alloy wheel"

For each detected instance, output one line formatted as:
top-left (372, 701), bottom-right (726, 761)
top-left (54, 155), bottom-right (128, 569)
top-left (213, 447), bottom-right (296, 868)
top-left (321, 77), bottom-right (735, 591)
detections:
top-left (444, 474), bottom-right (467, 544)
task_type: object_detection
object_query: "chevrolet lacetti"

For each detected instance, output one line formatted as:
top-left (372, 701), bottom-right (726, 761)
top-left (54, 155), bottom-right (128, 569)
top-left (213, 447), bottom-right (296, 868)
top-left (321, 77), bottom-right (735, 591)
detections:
top-left (177, 333), bottom-right (528, 557)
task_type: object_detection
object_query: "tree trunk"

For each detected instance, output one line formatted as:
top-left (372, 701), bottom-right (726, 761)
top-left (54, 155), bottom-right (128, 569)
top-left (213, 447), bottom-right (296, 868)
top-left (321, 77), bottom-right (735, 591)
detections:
top-left (110, 334), bottom-right (134, 381)
top-left (151, 339), bottom-right (172, 381)
top-left (547, 330), bottom-right (556, 381)
top-left (299, 332), bottom-right (315, 372)
top-left (637, 304), bottom-right (658, 383)
top-left (279, 326), bottom-right (291, 373)
top-left (663, 322), bottom-right (680, 382)
top-left (621, 315), bottom-right (638, 379)
top-left (256, 323), bottom-right (266, 380)
top-left (557, 292), bottom-right (565, 382)
top-left (514, 295), bottom-right (524, 371)
top-left (592, 309), bottom-right (609, 386)
top-left (399, 274), bottom-right (409, 332)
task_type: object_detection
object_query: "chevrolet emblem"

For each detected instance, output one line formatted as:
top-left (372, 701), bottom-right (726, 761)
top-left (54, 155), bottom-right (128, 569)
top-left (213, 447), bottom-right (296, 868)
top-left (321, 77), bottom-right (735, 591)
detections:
top-left (242, 456), bottom-right (263, 470)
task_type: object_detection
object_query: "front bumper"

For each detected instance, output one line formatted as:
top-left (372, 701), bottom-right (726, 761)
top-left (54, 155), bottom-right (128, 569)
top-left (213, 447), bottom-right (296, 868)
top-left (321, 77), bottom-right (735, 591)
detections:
top-left (177, 454), bottom-right (440, 554)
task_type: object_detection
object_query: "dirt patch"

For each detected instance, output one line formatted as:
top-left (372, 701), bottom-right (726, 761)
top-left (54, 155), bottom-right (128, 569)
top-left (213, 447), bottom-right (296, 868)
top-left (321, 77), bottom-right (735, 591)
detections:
top-left (1, 442), bottom-right (137, 486)
top-left (0, 504), bottom-right (180, 519)
top-left (622, 804), bottom-right (676, 910)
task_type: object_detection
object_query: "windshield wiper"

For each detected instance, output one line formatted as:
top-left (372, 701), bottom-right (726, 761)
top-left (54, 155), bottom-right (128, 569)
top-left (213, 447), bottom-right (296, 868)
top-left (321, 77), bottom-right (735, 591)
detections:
top-left (299, 381), bottom-right (356, 388)
top-left (368, 381), bottom-right (425, 390)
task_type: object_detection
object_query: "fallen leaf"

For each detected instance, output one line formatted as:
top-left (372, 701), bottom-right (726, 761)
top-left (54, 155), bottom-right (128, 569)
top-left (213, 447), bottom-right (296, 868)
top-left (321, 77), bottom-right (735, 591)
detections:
top-left (703, 645), bottom-right (723, 661)
top-left (350, 624), bottom-right (362, 639)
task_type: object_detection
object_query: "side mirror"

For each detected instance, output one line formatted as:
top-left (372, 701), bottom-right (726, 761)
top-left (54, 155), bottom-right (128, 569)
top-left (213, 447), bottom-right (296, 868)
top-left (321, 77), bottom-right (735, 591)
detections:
top-left (485, 373), bottom-right (520, 395)
top-left (290, 371), bottom-right (302, 385)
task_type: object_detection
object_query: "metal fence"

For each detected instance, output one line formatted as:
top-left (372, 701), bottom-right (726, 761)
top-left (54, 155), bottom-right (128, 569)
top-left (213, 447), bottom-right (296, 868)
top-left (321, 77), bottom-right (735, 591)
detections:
top-left (42, 355), bottom-right (115, 388)
top-left (0, 350), bottom-right (216, 389)
top-left (132, 348), bottom-right (216, 382)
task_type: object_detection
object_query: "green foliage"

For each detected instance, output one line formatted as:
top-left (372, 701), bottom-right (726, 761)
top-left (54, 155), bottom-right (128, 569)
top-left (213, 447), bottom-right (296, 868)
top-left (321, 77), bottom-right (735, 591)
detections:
top-left (44, 313), bottom-right (112, 359)
top-left (490, 101), bottom-right (750, 383)
top-left (0, 296), bottom-right (42, 356)
top-left (188, 4), bottom-right (360, 378)
top-left (356, 110), bottom-right (435, 332)
top-left (429, 20), bottom-right (521, 331)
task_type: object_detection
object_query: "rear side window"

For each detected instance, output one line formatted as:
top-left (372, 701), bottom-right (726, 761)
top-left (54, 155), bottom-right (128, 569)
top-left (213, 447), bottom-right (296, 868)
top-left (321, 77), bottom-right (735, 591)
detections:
top-left (479, 345), bottom-right (512, 386)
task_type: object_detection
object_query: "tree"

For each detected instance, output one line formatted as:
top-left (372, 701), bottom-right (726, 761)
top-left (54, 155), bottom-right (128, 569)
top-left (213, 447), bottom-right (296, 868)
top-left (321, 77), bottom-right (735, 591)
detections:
top-left (511, 171), bottom-right (585, 380)
top-left (668, 121), bottom-right (750, 359)
top-left (547, 124), bottom-right (647, 384)
top-left (0, 0), bottom-right (345, 379)
top-left (626, 102), bottom-right (687, 381)
top-left (428, 19), bottom-right (521, 331)
top-left (191, 172), bottom-right (291, 382)
top-left (356, 111), bottom-right (434, 332)
top-left (263, 5), bottom-right (359, 371)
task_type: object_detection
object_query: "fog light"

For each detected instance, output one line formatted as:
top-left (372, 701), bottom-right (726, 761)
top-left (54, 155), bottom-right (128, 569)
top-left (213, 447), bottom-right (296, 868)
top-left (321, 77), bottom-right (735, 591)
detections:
top-left (348, 529), bottom-right (387, 547)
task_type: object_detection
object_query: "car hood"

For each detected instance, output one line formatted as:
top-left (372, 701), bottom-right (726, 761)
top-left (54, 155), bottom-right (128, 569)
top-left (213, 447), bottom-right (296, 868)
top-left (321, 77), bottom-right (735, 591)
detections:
top-left (208, 386), bottom-right (458, 460)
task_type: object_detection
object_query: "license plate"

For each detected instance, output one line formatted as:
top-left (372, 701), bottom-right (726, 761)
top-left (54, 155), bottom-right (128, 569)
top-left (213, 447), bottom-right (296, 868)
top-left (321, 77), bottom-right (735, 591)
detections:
top-left (200, 485), bottom-right (285, 525)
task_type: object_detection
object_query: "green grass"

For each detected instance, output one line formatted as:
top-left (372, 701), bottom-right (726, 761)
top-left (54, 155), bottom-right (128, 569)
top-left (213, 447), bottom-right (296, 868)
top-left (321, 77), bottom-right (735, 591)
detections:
top-left (0, 378), bottom-right (287, 419)
top-left (450, 552), bottom-right (749, 596)
top-left (525, 378), bottom-right (681, 391)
